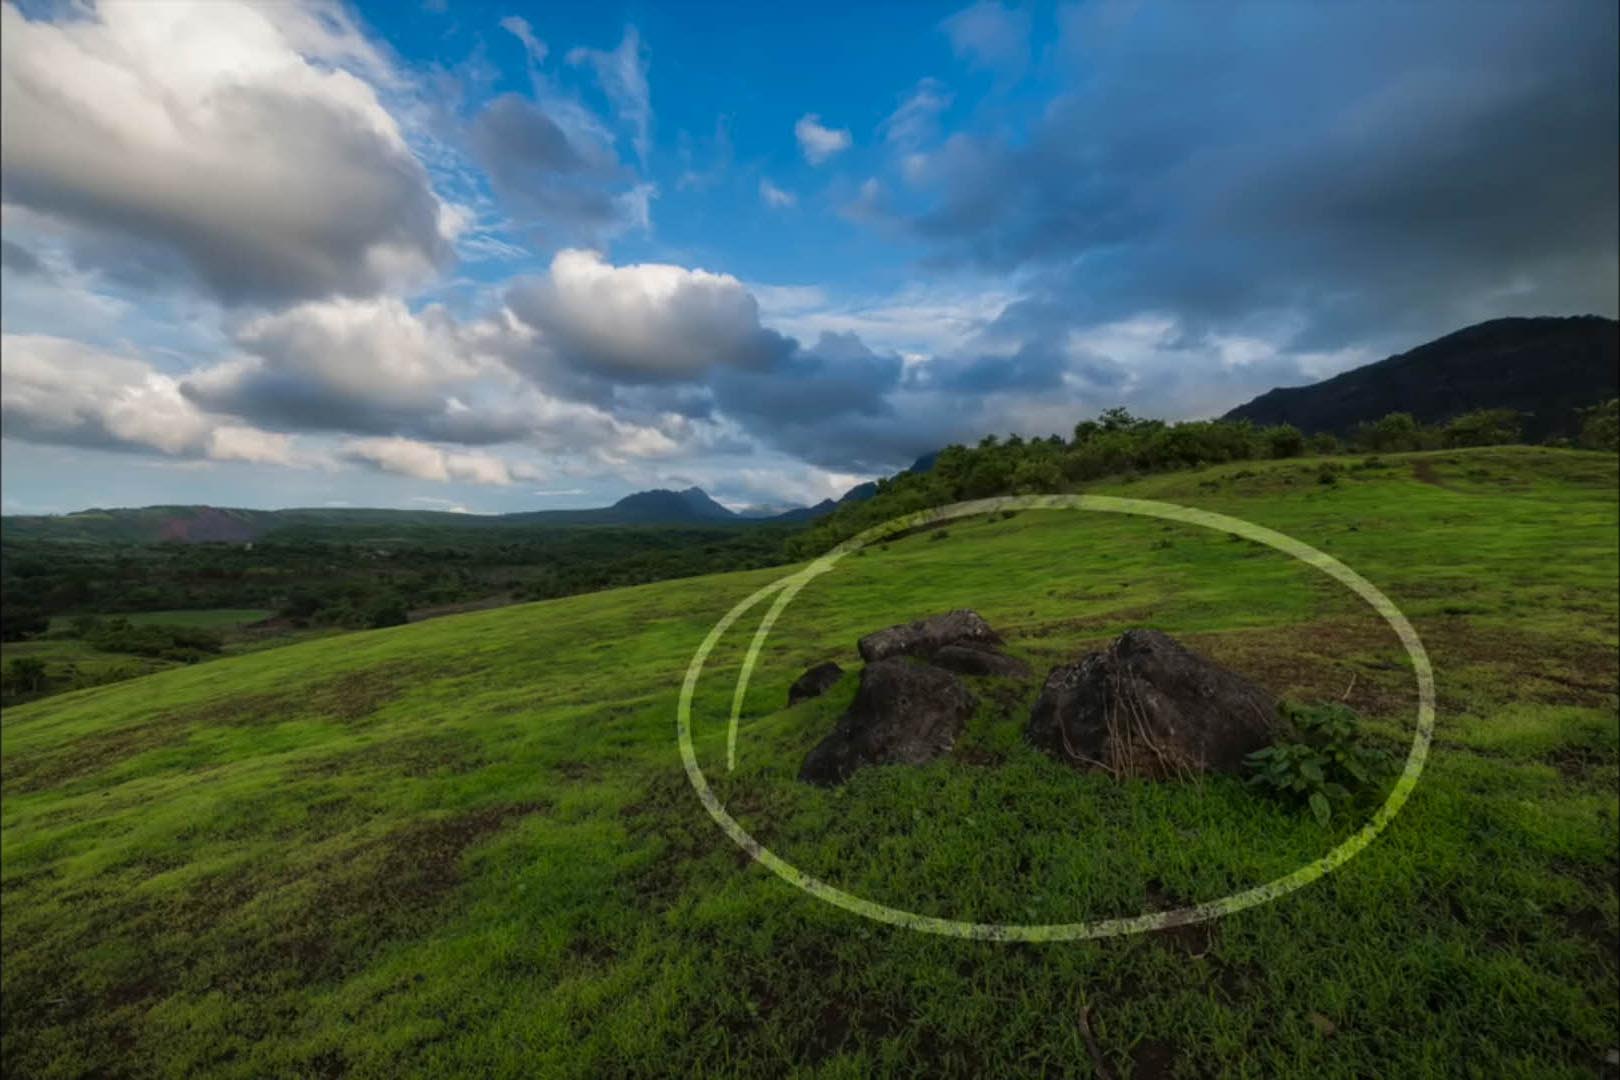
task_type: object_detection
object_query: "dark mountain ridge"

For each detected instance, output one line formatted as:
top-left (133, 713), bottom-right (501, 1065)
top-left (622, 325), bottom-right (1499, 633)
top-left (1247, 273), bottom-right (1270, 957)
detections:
top-left (1223, 315), bottom-right (1618, 439)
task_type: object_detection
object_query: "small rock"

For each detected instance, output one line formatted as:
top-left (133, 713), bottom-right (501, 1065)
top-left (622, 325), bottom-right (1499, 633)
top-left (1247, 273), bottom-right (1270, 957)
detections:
top-left (787, 661), bottom-right (845, 706)
top-left (800, 659), bottom-right (977, 785)
top-left (857, 609), bottom-right (1004, 662)
top-left (1028, 628), bottom-right (1277, 778)
top-left (930, 644), bottom-right (1031, 679)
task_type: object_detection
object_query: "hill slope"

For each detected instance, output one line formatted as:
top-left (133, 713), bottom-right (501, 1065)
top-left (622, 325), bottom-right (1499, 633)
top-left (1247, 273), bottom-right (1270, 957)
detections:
top-left (2, 447), bottom-right (1616, 1078)
top-left (1224, 315), bottom-right (1618, 438)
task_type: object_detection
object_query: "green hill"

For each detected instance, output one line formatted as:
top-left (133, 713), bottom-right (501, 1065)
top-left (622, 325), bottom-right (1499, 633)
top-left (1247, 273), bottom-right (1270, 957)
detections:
top-left (2, 447), bottom-right (1616, 1079)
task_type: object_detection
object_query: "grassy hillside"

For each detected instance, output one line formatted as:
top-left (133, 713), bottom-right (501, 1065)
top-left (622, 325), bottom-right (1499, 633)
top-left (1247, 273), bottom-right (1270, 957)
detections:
top-left (2, 447), bottom-right (1615, 1079)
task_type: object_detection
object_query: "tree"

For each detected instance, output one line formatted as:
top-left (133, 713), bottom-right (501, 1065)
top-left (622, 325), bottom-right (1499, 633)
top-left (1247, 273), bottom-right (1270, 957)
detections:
top-left (1263, 424), bottom-right (1307, 459)
top-left (1011, 458), bottom-right (1064, 494)
top-left (5, 657), bottom-right (48, 695)
top-left (1578, 399), bottom-right (1618, 452)
top-left (1443, 409), bottom-right (1521, 448)
top-left (1353, 412), bottom-right (1425, 452)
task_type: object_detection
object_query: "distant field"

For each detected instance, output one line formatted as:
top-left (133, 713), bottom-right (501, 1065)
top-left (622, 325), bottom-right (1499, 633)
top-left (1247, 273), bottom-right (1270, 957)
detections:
top-left (1, 447), bottom-right (1615, 1079)
top-left (45, 608), bottom-right (275, 632)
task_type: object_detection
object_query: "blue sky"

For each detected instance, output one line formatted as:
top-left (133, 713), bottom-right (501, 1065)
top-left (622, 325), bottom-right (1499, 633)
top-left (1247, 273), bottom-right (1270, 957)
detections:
top-left (1, 0), bottom-right (1615, 515)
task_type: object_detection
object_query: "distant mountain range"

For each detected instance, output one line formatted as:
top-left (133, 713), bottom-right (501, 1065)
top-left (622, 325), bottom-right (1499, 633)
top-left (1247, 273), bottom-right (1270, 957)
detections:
top-left (0, 484), bottom-right (880, 545)
top-left (1223, 315), bottom-right (1618, 439)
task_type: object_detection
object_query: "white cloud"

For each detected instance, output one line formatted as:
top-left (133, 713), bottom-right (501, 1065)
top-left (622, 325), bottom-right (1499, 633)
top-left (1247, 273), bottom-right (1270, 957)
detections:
top-left (0, 0), bottom-right (451, 304)
top-left (499, 15), bottom-right (548, 65)
top-left (0, 333), bottom-right (302, 465)
top-left (505, 249), bottom-right (790, 381)
top-left (340, 436), bottom-right (531, 485)
top-left (883, 78), bottom-right (953, 149)
top-left (941, 2), bottom-right (1031, 74)
top-left (759, 178), bottom-right (798, 209)
top-left (567, 27), bottom-right (652, 166)
top-left (795, 114), bottom-right (853, 165)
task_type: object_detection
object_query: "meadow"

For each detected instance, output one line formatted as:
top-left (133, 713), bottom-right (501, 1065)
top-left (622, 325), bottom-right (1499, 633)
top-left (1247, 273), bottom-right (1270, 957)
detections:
top-left (1, 446), bottom-right (1615, 1079)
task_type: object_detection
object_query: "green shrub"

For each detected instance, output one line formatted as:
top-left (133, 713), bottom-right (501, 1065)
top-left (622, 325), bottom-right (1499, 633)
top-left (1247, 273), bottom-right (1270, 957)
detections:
top-left (1578, 399), bottom-right (1618, 452)
top-left (1246, 702), bottom-right (1392, 824)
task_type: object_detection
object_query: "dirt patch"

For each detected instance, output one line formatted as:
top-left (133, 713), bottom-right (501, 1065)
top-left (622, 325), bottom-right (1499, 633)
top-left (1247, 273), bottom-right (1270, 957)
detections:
top-left (1143, 880), bottom-right (1215, 958)
top-left (293, 732), bottom-right (488, 780)
top-left (955, 745), bottom-right (1007, 767)
top-left (1558, 906), bottom-right (1620, 963)
top-left (1010, 606), bottom-right (1162, 642)
top-left (1129, 1037), bottom-right (1177, 1079)
top-left (1411, 460), bottom-right (1458, 491)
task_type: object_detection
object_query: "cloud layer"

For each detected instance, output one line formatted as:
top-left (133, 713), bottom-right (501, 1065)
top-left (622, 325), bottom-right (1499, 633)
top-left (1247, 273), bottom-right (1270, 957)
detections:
top-left (1, 0), bottom-right (1615, 513)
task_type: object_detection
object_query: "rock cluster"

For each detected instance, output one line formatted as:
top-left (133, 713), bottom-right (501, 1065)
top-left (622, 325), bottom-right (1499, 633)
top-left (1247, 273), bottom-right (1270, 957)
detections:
top-left (791, 612), bottom-right (1279, 786)
top-left (793, 610), bottom-right (1027, 785)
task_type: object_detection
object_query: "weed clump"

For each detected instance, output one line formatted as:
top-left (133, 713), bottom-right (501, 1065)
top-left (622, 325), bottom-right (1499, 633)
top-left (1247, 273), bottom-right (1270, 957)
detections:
top-left (1245, 702), bottom-right (1392, 824)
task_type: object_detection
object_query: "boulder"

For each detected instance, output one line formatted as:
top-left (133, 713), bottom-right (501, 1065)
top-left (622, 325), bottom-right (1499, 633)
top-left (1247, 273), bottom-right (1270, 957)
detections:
top-left (788, 661), bottom-right (844, 706)
top-left (1027, 629), bottom-right (1277, 779)
top-left (800, 659), bottom-right (977, 785)
top-left (930, 644), bottom-right (1031, 679)
top-left (857, 609), bottom-right (1004, 663)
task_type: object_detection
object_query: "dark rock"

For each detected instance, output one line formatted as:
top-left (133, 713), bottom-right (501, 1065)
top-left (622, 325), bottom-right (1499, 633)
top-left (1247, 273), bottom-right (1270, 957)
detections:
top-left (800, 660), bottom-right (977, 785)
top-left (788, 661), bottom-right (844, 706)
top-left (857, 609), bottom-right (1004, 663)
top-left (930, 644), bottom-right (1031, 679)
top-left (1027, 629), bottom-right (1277, 779)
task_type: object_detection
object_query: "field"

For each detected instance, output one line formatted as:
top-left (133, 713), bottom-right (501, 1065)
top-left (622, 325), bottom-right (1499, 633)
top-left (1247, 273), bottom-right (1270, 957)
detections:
top-left (1, 447), bottom-right (1615, 1078)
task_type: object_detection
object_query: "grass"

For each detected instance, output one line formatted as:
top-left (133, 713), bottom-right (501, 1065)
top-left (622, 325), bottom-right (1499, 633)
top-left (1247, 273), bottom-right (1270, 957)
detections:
top-left (1, 446), bottom-right (1615, 1079)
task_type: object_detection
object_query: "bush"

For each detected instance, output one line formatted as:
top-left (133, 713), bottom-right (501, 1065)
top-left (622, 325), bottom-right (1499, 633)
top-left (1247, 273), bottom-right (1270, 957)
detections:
top-left (1246, 703), bottom-right (1392, 824)
top-left (1307, 432), bottom-right (1342, 455)
top-left (3, 657), bottom-right (48, 695)
top-left (1264, 424), bottom-right (1307, 459)
top-left (1443, 408), bottom-right (1521, 448)
top-left (1578, 399), bottom-right (1618, 452)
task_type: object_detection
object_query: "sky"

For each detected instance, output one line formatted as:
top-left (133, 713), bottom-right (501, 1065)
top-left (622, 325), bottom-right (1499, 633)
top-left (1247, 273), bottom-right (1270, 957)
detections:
top-left (0, 0), bottom-right (1615, 516)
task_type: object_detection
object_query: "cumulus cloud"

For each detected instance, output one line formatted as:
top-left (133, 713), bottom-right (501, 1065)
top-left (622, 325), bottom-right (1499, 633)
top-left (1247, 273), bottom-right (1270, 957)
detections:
top-left (759, 179), bottom-right (797, 209)
top-left (1, 334), bottom-right (299, 464)
top-left (795, 114), bottom-right (852, 165)
top-left (0, 1), bottom-right (452, 304)
top-left (504, 249), bottom-right (793, 382)
top-left (180, 296), bottom-right (530, 444)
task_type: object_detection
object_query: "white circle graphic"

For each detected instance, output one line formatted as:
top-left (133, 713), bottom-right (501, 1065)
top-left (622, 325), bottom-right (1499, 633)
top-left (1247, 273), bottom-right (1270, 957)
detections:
top-left (677, 494), bottom-right (1435, 941)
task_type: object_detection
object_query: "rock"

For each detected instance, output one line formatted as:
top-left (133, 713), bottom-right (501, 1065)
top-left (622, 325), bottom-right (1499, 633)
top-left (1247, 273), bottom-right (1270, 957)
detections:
top-left (930, 644), bottom-right (1031, 679)
top-left (857, 609), bottom-right (1004, 663)
top-left (787, 661), bottom-right (844, 706)
top-left (1027, 628), bottom-right (1277, 779)
top-left (800, 659), bottom-right (977, 785)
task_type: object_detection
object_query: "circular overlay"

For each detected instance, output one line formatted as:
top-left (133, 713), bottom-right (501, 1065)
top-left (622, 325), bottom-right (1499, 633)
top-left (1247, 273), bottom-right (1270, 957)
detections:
top-left (676, 494), bottom-right (1435, 941)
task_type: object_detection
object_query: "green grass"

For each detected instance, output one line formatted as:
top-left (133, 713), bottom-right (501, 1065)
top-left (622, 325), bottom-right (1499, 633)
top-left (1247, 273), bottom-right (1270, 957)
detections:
top-left (2, 446), bottom-right (1615, 1079)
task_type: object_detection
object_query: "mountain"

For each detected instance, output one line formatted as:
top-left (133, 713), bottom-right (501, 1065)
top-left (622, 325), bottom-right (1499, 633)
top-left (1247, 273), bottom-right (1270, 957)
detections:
top-left (1222, 315), bottom-right (1619, 439)
top-left (602, 487), bottom-right (737, 524)
top-left (2, 486), bottom-right (755, 544)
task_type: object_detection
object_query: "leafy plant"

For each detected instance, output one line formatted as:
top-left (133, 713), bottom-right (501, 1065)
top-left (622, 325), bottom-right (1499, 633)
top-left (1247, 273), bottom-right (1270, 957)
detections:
top-left (1246, 702), bottom-right (1393, 824)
